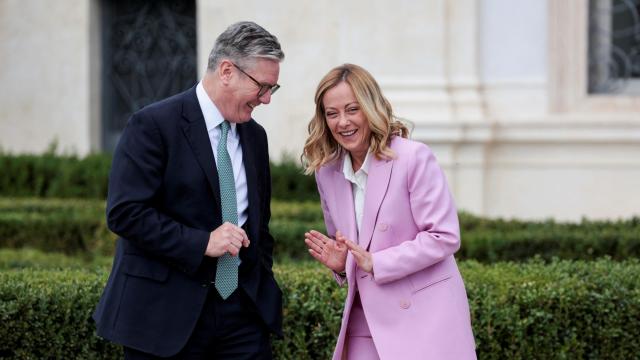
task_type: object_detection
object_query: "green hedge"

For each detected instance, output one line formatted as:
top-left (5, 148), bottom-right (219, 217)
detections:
top-left (464, 259), bottom-right (640, 359)
top-left (0, 152), bottom-right (318, 201)
top-left (0, 198), bottom-right (323, 259)
top-left (0, 152), bottom-right (111, 199)
top-left (2, 198), bottom-right (639, 262)
top-left (0, 198), bottom-right (114, 257)
top-left (0, 248), bottom-right (112, 270)
top-left (269, 156), bottom-right (319, 201)
top-left (1, 255), bottom-right (639, 359)
top-left (457, 214), bottom-right (640, 262)
top-left (0, 269), bottom-right (121, 359)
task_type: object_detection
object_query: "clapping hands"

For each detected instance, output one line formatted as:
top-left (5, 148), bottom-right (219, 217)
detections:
top-left (304, 230), bottom-right (373, 274)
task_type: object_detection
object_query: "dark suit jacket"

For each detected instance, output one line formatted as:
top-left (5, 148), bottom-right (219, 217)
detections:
top-left (93, 86), bottom-right (282, 357)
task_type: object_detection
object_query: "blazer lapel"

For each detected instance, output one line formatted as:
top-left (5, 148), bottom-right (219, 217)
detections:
top-left (331, 159), bottom-right (358, 244)
top-left (180, 87), bottom-right (221, 207)
top-left (358, 156), bottom-right (393, 251)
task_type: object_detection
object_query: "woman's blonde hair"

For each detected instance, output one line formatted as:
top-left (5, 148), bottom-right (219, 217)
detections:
top-left (302, 63), bottom-right (409, 174)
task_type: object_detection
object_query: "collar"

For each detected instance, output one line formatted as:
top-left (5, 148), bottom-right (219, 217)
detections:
top-left (342, 151), bottom-right (372, 183)
top-left (196, 81), bottom-right (237, 135)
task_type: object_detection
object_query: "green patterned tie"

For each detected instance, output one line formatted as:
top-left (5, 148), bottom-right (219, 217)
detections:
top-left (214, 120), bottom-right (240, 299)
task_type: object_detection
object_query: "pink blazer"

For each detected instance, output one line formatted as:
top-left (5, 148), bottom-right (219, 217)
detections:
top-left (315, 137), bottom-right (476, 360)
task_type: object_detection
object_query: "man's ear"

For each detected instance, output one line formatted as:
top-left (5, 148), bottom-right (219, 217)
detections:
top-left (218, 60), bottom-right (234, 85)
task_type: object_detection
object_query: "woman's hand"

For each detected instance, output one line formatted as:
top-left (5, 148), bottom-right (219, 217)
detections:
top-left (305, 230), bottom-right (348, 273)
top-left (338, 232), bottom-right (374, 274)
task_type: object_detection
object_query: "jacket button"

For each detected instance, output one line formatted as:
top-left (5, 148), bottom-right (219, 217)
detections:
top-left (399, 299), bottom-right (411, 309)
top-left (378, 223), bottom-right (388, 232)
top-left (201, 283), bottom-right (209, 288)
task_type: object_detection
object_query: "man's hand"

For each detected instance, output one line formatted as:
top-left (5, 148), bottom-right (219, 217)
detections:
top-left (205, 222), bottom-right (250, 257)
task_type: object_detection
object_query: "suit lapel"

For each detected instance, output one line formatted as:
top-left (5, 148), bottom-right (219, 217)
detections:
top-left (180, 87), bottom-right (221, 208)
top-left (237, 122), bottom-right (260, 243)
top-left (332, 159), bottom-right (358, 244)
top-left (358, 156), bottom-right (393, 251)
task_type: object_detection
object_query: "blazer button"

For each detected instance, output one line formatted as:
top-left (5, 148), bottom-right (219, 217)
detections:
top-left (201, 283), bottom-right (209, 288)
top-left (378, 223), bottom-right (389, 232)
top-left (399, 299), bottom-right (411, 309)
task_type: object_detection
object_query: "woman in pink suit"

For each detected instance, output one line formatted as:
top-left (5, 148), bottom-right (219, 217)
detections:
top-left (302, 64), bottom-right (476, 360)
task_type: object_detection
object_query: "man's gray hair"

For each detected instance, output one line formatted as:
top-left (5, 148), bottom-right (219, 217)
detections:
top-left (207, 21), bottom-right (284, 70)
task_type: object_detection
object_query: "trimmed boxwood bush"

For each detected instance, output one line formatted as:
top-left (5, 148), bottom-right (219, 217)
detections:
top-left (0, 152), bottom-right (317, 201)
top-left (271, 201), bottom-right (324, 222)
top-left (2, 198), bottom-right (639, 262)
top-left (457, 213), bottom-right (640, 262)
top-left (0, 198), bottom-right (114, 257)
top-left (0, 269), bottom-right (122, 359)
top-left (0, 152), bottom-right (111, 199)
top-left (0, 248), bottom-right (112, 270)
top-left (464, 259), bottom-right (640, 359)
top-left (0, 257), bottom-right (639, 359)
top-left (269, 156), bottom-right (319, 202)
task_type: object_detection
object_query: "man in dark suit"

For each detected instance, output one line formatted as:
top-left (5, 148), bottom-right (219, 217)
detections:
top-left (93, 21), bottom-right (285, 359)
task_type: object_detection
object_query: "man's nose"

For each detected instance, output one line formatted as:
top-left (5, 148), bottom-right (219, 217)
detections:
top-left (258, 91), bottom-right (272, 104)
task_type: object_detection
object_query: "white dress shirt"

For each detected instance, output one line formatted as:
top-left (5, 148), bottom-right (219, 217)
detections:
top-left (342, 151), bottom-right (372, 236)
top-left (196, 81), bottom-right (248, 227)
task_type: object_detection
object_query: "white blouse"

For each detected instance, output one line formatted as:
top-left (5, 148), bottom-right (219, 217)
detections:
top-left (342, 151), bottom-right (372, 236)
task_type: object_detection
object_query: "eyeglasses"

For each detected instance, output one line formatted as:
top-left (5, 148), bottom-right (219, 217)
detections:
top-left (231, 62), bottom-right (280, 97)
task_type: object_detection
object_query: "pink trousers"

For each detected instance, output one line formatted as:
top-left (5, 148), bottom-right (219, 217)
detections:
top-left (345, 292), bottom-right (380, 360)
